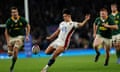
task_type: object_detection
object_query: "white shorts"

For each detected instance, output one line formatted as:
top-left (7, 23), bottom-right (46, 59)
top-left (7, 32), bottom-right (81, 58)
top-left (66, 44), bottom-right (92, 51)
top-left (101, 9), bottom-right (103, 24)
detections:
top-left (112, 34), bottom-right (120, 43)
top-left (8, 36), bottom-right (24, 48)
top-left (50, 39), bottom-right (69, 49)
top-left (95, 34), bottom-right (112, 46)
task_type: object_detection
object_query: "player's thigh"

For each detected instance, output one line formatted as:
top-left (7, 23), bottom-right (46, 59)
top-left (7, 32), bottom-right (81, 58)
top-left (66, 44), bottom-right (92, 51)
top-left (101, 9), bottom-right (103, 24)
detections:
top-left (45, 46), bottom-right (55, 54)
top-left (116, 41), bottom-right (120, 50)
top-left (116, 35), bottom-right (120, 48)
top-left (103, 38), bottom-right (111, 52)
top-left (93, 35), bottom-right (103, 47)
top-left (112, 34), bottom-right (120, 50)
top-left (14, 37), bottom-right (24, 49)
top-left (45, 39), bottom-right (63, 54)
top-left (8, 38), bottom-right (15, 51)
top-left (112, 35), bottom-right (118, 47)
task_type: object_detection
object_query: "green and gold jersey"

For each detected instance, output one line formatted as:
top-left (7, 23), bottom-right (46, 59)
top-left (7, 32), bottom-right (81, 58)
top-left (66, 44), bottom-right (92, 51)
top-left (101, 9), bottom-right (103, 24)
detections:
top-left (109, 12), bottom-right (120, 35)
top-left (6, 16), bottom-right (28, 37)
top-left (94, 17), bottom-right (115, 39)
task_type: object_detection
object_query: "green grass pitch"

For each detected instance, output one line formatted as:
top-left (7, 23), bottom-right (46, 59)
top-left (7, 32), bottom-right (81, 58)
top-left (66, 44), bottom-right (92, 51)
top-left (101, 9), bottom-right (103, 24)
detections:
top-left (0, 55), bottom-right (120, 72)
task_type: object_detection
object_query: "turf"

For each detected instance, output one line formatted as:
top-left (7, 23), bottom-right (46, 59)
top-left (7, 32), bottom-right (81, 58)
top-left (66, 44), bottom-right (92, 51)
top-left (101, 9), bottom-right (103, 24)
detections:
top-left (0, 55), bottom-right (120, 72)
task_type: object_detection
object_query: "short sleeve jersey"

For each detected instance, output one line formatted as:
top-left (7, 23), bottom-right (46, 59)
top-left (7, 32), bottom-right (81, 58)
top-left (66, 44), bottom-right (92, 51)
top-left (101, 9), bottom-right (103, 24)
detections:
top-left (109, 12), bottom-right (120, 35)
top-left (58, 21), bottom-right (79, 41)
top-left (6, 16), bottom-right (28, 37)
top-left (94, 17), bottom-right (115, 39)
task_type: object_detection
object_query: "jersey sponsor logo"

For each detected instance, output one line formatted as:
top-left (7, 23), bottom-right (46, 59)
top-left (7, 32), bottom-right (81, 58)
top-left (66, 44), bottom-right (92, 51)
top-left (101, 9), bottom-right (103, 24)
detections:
top-left (99, 22), bottom-right (108, 30)
top-left (99, 26), bottom-right (107, 30)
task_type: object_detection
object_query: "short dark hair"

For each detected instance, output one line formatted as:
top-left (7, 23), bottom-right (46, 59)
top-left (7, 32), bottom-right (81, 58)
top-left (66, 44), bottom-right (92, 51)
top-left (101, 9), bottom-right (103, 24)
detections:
top-left (111, 3), bottom-right (117, 7)
top-left (100, 8), bottom-right (108, 12)
top-left (10, 6), bottom-right (18, 11)
top-left (62, 9), bottom-right (72, 15)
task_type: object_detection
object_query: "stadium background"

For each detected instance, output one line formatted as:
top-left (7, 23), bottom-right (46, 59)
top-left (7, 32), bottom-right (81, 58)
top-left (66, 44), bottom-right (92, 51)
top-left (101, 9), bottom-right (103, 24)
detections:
top-left (0, 0), bottom-right (120, 72)
top-left (0, 0), bottom-right (120, 53)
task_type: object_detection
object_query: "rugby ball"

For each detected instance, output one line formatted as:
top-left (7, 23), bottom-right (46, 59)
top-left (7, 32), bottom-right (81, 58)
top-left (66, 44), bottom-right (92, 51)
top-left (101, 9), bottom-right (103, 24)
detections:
top-left (32, 45), bottom-right (40, 54)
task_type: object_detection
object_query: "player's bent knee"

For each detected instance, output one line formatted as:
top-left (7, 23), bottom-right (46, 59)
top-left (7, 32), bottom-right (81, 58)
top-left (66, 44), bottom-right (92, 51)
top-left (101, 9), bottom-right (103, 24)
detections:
top-left (14, 40), bottom-right (23, 48)
top-left (60, 47), bottom-right (64, 52)
top-left (93, 44), bottom-right (99, 48)
top-left (56, 47), bottom-right (65, 53)
top-left (45, 49), bottom-right (53, 55)
top-left (8, 45), bottom-right (12, 48)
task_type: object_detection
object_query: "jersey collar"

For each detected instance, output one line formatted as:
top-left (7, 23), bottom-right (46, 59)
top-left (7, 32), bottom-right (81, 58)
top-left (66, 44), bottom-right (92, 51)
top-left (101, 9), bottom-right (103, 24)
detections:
top-left (11, 16), bottom-right (20, 21)
top-left (112, 11), bottom-right (118, 16)
top-left (100, 16), bottom-right (108, 22)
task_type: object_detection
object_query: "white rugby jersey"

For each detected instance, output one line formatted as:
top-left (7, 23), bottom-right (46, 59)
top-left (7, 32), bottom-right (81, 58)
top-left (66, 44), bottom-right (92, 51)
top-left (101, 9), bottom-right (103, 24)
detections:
top-left (57, 21), bottom-right (79, 48)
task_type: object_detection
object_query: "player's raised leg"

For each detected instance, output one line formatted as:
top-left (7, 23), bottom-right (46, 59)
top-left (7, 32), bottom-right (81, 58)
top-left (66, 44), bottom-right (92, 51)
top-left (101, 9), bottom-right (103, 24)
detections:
top-left (10, 39), bottom-right (22, 72)
top-left (41, 46), bottom-right (64, 72)
top-left (4, 6), bottom-right (30, 72)
top-left (93, 35), bottom-right (102, 62)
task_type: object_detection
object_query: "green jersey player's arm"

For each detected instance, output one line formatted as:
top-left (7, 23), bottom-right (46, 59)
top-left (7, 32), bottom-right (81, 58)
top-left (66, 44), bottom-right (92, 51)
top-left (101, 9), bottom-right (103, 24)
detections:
top-left (77, 14), bottom-right (90, 27)
top-left (102, 24), bottom-right (118, 30)
top-left (46, 28), bottom-right (60, 41)
top-left (26, 24), bottom-right (31, 37)
top-left (102, 18), bottom-right (118, 30)
top-left (93, 23), bottom-right (98, 37)
top-left (93, 18), bottom-right (99, 38)
top-left (22, 17), bottom-right (31, 37)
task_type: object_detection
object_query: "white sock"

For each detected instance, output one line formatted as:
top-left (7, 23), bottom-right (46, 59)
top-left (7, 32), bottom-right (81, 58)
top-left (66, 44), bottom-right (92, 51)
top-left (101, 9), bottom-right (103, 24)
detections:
top-left (44, 65), bottom-right (49, 70)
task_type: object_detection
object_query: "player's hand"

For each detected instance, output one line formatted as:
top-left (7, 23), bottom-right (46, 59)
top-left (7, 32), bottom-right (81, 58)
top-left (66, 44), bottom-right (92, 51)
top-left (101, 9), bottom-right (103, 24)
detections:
top-left (85, 14), bottom-right (90, 21)
top-left (102, 24), bottom-right (109, 28)
top-left (25, 36), bottom-right (29, 41)
top-left (46, 36), bottom-right (52, 41)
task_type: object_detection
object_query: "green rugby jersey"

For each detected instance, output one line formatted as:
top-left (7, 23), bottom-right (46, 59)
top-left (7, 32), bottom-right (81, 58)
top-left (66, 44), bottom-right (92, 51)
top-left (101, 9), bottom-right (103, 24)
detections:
top-left (109, 12), bottom-right (120, 35)
top-left (6, 16), bottom-right (28, 37)
top-left (94, 17), bottom-right (115, 39)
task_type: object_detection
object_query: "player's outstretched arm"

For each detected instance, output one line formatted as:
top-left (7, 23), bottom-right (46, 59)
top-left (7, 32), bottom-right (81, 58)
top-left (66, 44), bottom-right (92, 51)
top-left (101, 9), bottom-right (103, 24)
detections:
top-left (78, 14), bottom-right (90, 27)
top-left (46, 28), bottom-right (60, 41)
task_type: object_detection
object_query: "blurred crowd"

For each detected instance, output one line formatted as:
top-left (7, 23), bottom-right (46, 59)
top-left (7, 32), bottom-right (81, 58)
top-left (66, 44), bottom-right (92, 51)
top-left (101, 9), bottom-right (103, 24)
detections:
top-left (0, 0), bottom-right (120, 52)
